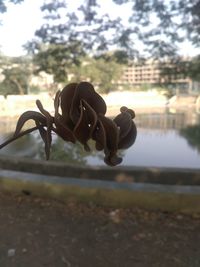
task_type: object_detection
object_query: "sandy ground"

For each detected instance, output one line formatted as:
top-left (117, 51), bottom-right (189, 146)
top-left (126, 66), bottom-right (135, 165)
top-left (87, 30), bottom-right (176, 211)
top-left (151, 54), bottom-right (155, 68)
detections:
top-left (0, 190), bottom-right (200, 267)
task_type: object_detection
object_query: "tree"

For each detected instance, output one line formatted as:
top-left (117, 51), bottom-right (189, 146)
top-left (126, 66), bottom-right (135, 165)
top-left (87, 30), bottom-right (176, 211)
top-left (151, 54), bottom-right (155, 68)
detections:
top-left (26, 0), bottom-right (125, 55)
top-left (27, 0), bottom-right (200, 59)
top-left (159, 55), bottom-right (200, 91)
top-left (187, 56), bottom-right (200, 82)
top-left (113, 0), bottom-right (200, 58)
top-left (25, 0), bottom-right (128, 86)
top-left (0, 56), bottom-right (31, 96)
top-left (25, 0), bottom-right (200, 86)
top-left (31, 42), bottom-right (84, 84)
top-left (70, 55), bottom-right (124, 94)
top-left (0, 0), bottom-right (23, 13)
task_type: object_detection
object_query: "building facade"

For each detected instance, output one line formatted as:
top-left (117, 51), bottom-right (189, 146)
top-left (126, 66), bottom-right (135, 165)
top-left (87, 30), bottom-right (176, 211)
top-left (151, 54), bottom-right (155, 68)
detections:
top-left (118, 59), bottom-right (198, 93)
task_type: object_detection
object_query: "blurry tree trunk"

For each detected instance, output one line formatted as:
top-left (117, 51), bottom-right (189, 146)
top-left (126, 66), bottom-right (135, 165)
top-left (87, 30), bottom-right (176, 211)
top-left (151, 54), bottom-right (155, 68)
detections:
top-left (12, 79), bottom-right (24, 95)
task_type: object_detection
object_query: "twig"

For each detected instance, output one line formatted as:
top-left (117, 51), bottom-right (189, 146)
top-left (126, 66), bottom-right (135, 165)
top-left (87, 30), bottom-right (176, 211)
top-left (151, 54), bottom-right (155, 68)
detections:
top-left (0, 126), bottom-right (39, 149)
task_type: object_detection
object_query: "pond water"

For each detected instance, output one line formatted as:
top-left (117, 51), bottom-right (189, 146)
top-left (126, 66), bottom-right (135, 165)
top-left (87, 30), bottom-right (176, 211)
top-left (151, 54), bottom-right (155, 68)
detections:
top-left (0, 108), bottom-right (200, 169)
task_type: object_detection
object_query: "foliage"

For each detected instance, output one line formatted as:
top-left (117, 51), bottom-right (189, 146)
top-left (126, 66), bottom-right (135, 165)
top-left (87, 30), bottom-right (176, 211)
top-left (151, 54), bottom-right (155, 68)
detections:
top-left (159, 56), bottom-right (200, 90)
top-left (115, 0), bottom-right (200, 58)
top-left (23, 0), bottom-right (200, 86)
top-left (26, 0), bottom-right (125, 55)
top-left (0, 56), bottom-right (31, 96)
top-left (29, 85), bottom-right (41, 94)
top-left (48, 140), bottom-right (88, 166)
top-left (26, 0), bottom-right (200, 60)
top-left (0, 0), bottom-right (23, 14)
top-left (31, 43), bottom-right (84, 84)
top-left (24, 0), bottom-right (128, 87)
top-left (139, 83), bottom-right (151, 91)
top-left (29, 39), bottom-right (124, 91)
top-left (70, 55), bottom-right (123, 94)
top-left (187, 56), bottom-right (200, 82)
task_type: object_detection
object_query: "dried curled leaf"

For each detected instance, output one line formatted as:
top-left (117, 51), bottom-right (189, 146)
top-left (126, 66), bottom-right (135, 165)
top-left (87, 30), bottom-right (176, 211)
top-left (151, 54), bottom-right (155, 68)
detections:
top-left (114, 106), bottom-right (137, 149)
top-left (73, 100), bottom-right (98, 151)
top-left (14, 111), bottom-right (46, 137)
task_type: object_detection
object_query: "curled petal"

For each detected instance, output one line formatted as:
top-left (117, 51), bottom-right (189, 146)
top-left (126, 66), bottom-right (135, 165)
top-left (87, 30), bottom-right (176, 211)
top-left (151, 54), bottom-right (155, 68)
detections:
top-left (97, 114), bottom-right (121, 166)
top-left (81, 99), bottom-right (98, 139)
top-left (14, 111), bottom-right (46, 137)
top-left (70, 82), bottom-right (107, 124)
top-left (98, 114), bottom-right (119, 152)
top-left (73, 100), bottom-right (97, 151)
top-left (36, 100), bottom-right (54, 159)
top-left (36, 122), bottom-right (52, 160)
top-left (120, 106), bottom-right (135, 118)
top-left (36, 99), bottom-right (53, 120)
top-left (73, 100), bottom-right (90, 150)
top-left (54, 90), bottom-right (76, 143)
top-left (60, 83), bottom-right (77, 126)
top-left (92, 120), bottom-right (106, 151)
top-left (114, 106), bottom-right (137, 150)
top-left (104, 154), bottom-right (122, 166)
top-left (118, 121), bottom-right (137, 149)
top-left (54, 118), bottom-right (76, 143)
top-left (114, 111), bottom-right (133, 140)
top-left (54, 90), bottom-right (61, 118)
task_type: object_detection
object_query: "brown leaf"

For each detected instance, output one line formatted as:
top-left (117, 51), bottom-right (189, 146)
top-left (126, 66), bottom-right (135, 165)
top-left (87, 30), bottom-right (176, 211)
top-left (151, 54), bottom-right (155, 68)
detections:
top-left (114, 111), bottom-right (133, 139)
top-left (60, 83), bottom-right (77, 126)
top-left (92, 119), bottom-right (106, 151)
top-left (118, 121), bottom-right (137, 149)
top-left (54, 118), bottom-right (76, 143)
top-left (73, 99), bottom-right (98, 151)
top-left (14, 111), bottom-right (46, 137)
top-left (98, 114), bottom-right (122, 166)
top-left (81, 99), bottom-right (98, 138)
top-left (70, 82), bottom-right (107, 124)
top-left (35, 122), bottom-right (52, 160)
top-left (36, 100), bottom-right (53, 159)
top-left (54, 90), bottom-right (61, 118)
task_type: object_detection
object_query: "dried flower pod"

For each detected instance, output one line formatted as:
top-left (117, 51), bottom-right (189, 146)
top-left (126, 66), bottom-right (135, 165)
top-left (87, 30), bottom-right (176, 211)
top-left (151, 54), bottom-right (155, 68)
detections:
top-left (0, 82), bottom-right (137, 166)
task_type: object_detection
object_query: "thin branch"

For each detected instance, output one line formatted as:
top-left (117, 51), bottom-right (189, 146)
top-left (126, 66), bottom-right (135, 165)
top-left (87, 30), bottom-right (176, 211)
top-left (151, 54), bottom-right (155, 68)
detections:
top-left (0, 126), bottom-right (39, 149)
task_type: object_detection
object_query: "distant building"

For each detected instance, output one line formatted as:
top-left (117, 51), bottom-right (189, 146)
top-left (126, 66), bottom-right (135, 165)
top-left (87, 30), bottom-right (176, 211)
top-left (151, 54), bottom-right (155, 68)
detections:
top-left (118, 59), bottom-right (200, 94)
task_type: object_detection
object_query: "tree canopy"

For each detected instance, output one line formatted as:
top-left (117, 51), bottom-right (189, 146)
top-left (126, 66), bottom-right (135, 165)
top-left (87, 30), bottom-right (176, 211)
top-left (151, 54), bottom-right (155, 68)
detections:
top-left (0, 0), bottom-right (23, 14)
top-left (0, 56), bottom-right (31, 95)
top-left (26, 0), bottom-right (200, 60)
top-left (0, 0), bottom-right (199, 96)
top-left (23, 0), bottom-right (199, 87)
top-left (70, 54), bottom-right (123, 94)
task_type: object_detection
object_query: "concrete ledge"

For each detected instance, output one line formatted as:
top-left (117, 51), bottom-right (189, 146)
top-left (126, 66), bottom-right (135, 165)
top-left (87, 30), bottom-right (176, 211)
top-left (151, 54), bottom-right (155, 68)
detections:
top-left (1, 169), bottom-right (200, 213)
top-left (0, 155), bottom-right (200, 185)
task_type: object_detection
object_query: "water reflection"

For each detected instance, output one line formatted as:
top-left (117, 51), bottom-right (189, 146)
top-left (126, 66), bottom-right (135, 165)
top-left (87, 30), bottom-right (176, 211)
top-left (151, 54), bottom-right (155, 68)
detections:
top-left (0, 108), bottom-right (200, 168)
top-left (122, 128), bottom-right (200, 169)
top-left (135, 108), bottom-right (200, 130)
top-left (38, 136), bottom-right (92, 166)
top-left (0, 132), bottom-right (92, 166)
top-left (180, 125), bottom-right (200, 153)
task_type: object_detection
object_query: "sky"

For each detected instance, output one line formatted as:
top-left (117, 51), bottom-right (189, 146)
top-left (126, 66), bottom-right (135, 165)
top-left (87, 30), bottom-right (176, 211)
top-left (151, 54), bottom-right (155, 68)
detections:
top-left (0, 0), bottom-right (43, 56)
top-left (0, 0), bottom-right (199, 57)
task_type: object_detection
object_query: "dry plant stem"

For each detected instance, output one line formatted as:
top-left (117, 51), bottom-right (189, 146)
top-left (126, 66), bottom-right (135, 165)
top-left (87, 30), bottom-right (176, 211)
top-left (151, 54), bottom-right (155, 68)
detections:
top-left (0, 126), bottom-right (39, 149)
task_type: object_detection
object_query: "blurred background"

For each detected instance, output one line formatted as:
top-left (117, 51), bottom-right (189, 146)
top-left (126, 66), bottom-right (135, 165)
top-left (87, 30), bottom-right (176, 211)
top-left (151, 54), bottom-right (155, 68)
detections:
top-left (0, 0), bottom-right (200, 169)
